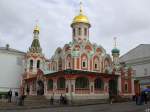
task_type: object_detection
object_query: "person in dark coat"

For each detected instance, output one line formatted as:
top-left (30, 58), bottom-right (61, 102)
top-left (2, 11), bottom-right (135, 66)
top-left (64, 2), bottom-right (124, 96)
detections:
top-left (60, 94), bottom-right (63, 104)
top-left (135, 93), bottom-right (138, 105)
top-left (144, 92), bottom-right (148, 104)
top-left (26, 85), bottom-right (30, 95)
top-left (109, 90), bottom-right (113, 104)
top-left (8, 89), bottom-right (12, 103)
top-left (15, 91), bottom-right (18, 104)
top-left (50, 95), bottom-right (54, 105)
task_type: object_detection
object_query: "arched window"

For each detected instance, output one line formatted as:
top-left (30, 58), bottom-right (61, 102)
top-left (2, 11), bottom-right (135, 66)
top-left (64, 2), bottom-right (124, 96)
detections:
top-left (37, 60), bottom-right (40, 68)
top-left (78, 28), bottom-right (81, 36)
top-left (84, 28), bottom-right (87, 36)
top-left (30, 59), bottom-right (33, 69)
top-left (104, 58), bottom-right (110, 68)
top-left (47, 79), bottom-right (53, 90)
top-left (58, 57), bottom-right (62, 71)
top-left (75, 77), bottom-right (89, 88)
top-left (81, 54), bottom-right (88, 69)
top-left (57, 77), bottom-right (65, 89)
top-left (93, 57), bottom-right (99, 70)
top-left (66, 54), bottom-right (71, 69)
top-left (94, 78), bottom-right (104, 89)
top-left (73, 28), bottom-right (75, 37)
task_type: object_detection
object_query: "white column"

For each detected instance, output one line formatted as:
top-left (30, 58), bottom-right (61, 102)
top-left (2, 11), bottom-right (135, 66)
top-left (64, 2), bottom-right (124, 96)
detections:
top-left (104, 80), bottom-right (109, 95)
top-left (44, 79), bottom-right (47, 95)
top-left (118, 76), bottom-right (122, 95)
top-left (67, 79), bottom-right (75, 104)
top-left (90, 80), bottom-right (94, 95)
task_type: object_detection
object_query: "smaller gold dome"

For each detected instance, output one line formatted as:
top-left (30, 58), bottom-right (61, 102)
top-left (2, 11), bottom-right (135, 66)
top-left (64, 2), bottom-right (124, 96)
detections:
top-left (34, 25), bottom-right (40, 33)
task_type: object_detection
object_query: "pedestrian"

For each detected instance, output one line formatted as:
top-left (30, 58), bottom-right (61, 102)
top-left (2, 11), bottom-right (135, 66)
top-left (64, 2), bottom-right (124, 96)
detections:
top-left (141, 91), bottom-right (145, 105)
top-left (64, 95), bottom-right (67, 104)
top-left (144, 92), bottom-right (148, 104)
top-left (135, 93), bottom-right (138, 105)
top-left (60, 93), bottom-right (63, 104)
top-left (50, 95), bottom-right (54, 105)
top-left (7, 89), bottom-right (12, 103)
top-left (15, 91), bottom-right (18, 104)
top-left (26, 85), bottom-right (30, 95)
top-left (109, 90), bottom-right (113, 104)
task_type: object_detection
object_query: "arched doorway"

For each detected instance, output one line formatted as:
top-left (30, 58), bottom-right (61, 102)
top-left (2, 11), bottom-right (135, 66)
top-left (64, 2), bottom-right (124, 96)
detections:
top-left (37, 80), bottom-right (44, 95)
top-left (109, 79), bottom-right (118, 96)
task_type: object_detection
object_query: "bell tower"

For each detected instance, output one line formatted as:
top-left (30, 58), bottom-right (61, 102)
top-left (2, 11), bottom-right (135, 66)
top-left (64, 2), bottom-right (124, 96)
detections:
top-left (111, 37), bottom-right (120, 66)
top-left (71, 2), bottom-right (91, 42)
top-left (25, 24), bottom-right (45, 74)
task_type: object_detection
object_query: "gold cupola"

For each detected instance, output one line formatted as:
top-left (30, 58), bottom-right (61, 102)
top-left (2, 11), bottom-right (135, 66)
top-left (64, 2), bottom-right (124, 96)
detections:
top-left (33, 25), bottom-right (40, 33)
top-left (71, 2), bottom-right (91, 27)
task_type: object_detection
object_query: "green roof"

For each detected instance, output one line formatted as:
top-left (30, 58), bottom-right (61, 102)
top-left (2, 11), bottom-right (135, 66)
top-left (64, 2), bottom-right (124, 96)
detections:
top-left (111, 48), bottom-right (120, 54)
top-left (31, 39), bottom-right (40, 48)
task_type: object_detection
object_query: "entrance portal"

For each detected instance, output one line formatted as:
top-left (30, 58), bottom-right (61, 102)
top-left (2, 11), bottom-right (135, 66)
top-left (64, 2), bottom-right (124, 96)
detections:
top-left (109, 79), bottom-right (118, 96)
top-left (37, 80), bottom-right (44, 95)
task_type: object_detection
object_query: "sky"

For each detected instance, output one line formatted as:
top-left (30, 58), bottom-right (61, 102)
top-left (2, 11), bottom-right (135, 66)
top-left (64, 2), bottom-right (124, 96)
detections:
top-left (0, 0), bottom-right (150, 58)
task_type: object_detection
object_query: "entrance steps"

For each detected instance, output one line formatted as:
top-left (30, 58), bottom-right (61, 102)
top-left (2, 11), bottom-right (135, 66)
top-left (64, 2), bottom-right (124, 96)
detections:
top-left (0, 96), bottom-right (51, 110)
top-left (24, 95), bottom-right (50, 106)
top-left (71, 99), bottom-right (108, 105)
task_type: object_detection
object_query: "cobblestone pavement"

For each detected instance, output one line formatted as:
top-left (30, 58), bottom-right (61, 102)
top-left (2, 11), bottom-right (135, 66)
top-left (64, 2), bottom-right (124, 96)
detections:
top-left (1, 102), bottom-right (150, 112)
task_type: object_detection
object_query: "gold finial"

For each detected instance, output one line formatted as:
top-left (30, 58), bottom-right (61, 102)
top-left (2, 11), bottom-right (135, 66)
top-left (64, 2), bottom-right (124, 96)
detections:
top-left (113, 37), bottom-right (117, 48)
top-left (34, 20), bottom-right (40, 33)
top-left (79, 1), bottom-right (83, 14)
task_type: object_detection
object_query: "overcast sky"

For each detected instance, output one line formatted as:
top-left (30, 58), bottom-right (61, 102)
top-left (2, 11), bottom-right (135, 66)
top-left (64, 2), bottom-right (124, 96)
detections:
top-left (0, 0), bottom-right (150, 58)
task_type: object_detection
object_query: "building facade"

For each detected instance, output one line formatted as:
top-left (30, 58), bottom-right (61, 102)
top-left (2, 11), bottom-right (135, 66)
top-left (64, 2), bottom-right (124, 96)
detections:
top-left (120, 44), bottom-right (150, 94)
top-left (22, 3), bottom-right (134, 101)
top-left (0, 44), bottom-right (25, 93)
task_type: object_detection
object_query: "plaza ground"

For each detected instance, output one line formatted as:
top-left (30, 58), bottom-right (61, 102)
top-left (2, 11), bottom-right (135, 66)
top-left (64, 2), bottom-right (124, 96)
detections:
top-left (1, 102), bottom-right (150, 112)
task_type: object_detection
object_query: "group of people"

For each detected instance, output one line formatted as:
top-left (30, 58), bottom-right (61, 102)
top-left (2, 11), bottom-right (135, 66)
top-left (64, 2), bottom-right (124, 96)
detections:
top-left (7, 89), bottom-right (18, 103)
top-left (7, 89), bottom-right (25, 106)
top-left (60, 94), bottom-right (67, 104)
top-left (134, 91), bottom-right (149, 105)
top-left (50, 94), bottom-right (68, 105)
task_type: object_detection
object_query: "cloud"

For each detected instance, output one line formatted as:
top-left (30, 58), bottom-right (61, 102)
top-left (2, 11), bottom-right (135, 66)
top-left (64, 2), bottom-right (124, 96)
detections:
top-left (0, 0), bottom-right (150, 58)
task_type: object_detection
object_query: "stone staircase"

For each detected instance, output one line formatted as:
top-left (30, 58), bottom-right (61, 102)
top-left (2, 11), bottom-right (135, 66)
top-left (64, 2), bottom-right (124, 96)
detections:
top-left (71, 99), bottom-right (108, 106)
top-left (0, 95), bottom-right (52, 110)
top-left (24, 95), bottom-right (50, 107)
top-left (113, 95), bottom-right (131, 103)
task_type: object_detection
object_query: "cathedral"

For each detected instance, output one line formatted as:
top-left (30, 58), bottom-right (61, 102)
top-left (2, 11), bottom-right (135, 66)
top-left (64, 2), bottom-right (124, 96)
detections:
top-left (22, 3), bottom-right (134, 102)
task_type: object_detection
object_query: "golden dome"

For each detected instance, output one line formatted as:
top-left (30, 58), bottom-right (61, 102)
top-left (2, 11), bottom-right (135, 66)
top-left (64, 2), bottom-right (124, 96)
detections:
top-left (34, 25), bottom-right (40, 33)
top-left (72, 13), bottom-right (90, 24)
top-left (71, 2), bottom-right (90, 26)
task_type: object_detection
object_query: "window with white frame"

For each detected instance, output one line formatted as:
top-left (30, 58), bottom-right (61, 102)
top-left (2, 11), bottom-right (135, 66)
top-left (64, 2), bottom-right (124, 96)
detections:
top-left (94, 58), bottom-right (99, 70)
top-left (82, 56), bottom-right (87, 68)
top-left (66, 55), bottom-right (71, 69)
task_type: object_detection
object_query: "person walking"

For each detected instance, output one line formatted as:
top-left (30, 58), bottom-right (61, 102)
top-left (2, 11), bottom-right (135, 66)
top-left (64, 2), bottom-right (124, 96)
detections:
top-left (8, 89), bottom-right (12, 103)
top-left (15, 91), bottom-right (18, 104)
top-left (26, 85), bottom-right (30, 95)
top-left (60, 94), bottom-right (63, 104)
top-left (135, 93), bottom-right (138, 105)
top-left (109, 90), bottom-right (113, 104)
top-left (50, 95), bottom-right (54, 105)
top-left (144, 92), bottom-right (148, 104)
